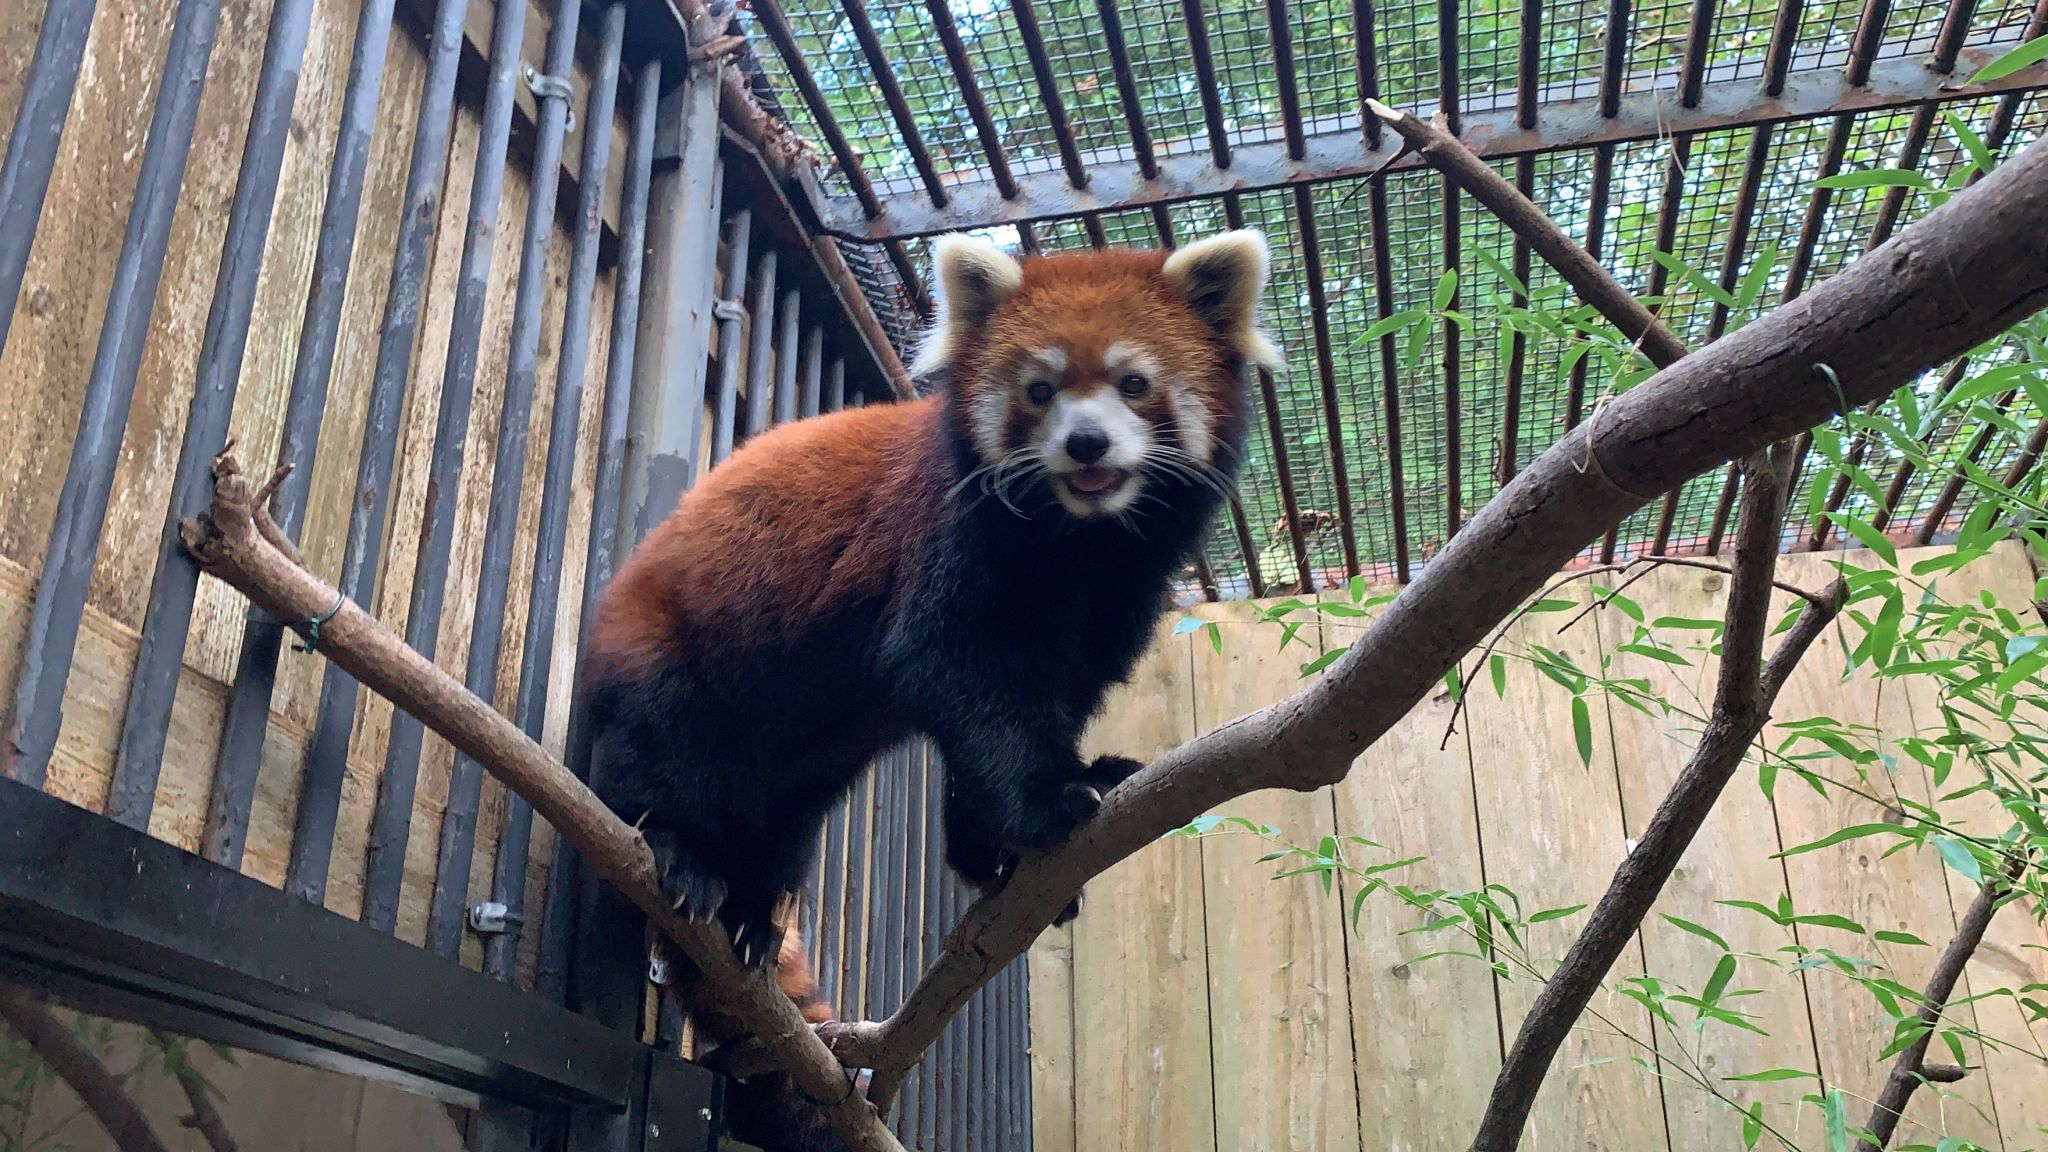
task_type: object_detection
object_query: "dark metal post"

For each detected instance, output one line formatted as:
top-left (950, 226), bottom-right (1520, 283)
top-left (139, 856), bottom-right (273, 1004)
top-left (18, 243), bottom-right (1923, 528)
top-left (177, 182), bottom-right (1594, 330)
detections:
top-left (355, 0), bottom-right (535, 927)
top-left (799, 327), bottom-right (825, 419)
top-left (0, 0), bottom-right (99, 362)
top-left (743, 249), bottom-right (781, 439)
top-left (267, 0), bottom-right (472, 882)
top-left (105, 0), bottom-right (319, 829)
top-left (826, 358), bottom-right (848, 413)
top-left (774, 288), bottom-right (803, 426)
top-left (3, 0), bottom-right (223, 787)
top-left (711, 209), bottom-right (755, 465)
top-left (482, 0), bottom-right (630, 984)
top-left (196, 0), bottom-right (404, 863)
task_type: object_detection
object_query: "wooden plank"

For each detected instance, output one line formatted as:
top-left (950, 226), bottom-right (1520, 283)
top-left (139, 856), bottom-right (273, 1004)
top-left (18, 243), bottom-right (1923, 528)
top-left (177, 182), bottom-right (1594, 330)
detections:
top-left (1324, 591), bottom-right (1504, 1151)
top-left (1070, 622), bottom-right (1215, 1152)
top-left (1187, 600), bottom-right (1358, 1152)
top-left (1882, 541), bottom-right (2048, 1148)
top-left (1767, 548), bottom-right (2002, 1147)
top-left (1461, 586), bottom-right (1675, 1152)
top-left (1026, 921), bottom-right (1076, 1152)
top-left (1596, 562), bottom-right (1825, 1152)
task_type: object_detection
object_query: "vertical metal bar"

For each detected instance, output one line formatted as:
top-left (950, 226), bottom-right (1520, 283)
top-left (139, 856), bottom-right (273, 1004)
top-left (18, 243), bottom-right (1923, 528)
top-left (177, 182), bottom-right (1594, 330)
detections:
top-left (1010, 0), bottom-right (1088, 189)
top-left (1437, 0), bottom-right (1461, 132)
top-left (429, 0), bottom-right (591, 956)
top-left (839, 768), bottom-right (873, 1017)
top-left (827, 357), bottom-right (848, 413)
top-left (1354, 0), bottom-right (1383, 147)
top-left (917, 744), bottom-right (945, 1147)
top-left (1646, 132), bottom-right (1693, 555)
top-left (1516, 0), bottom-right (1541, 128)
top-left (482, 0), bottom-right (628, 984)
top-left (1846, 0), bottom-right (1893, 85)
top-left (1082, 213), bottom-right (1109, 248)
top-left (800, 327), bottom-right (825, 419)
top-left (816, 794), bottom-right (848, 1013)
top-left (103, 0), bottom-right (317, 828)
top-left (1870, 355), bottom-right (1971, 534)
top-left (1764, 0), bottom-right (1805, 95)
top-left (1917, 399), bottom-right (2019, 544)
top-left (774, 287), bottom-right (803, 426)
top-left (537, 50), bottom-right (662, 1006)
top-left (1600, 0), bottom-right (1630, 117)
top-left (926, 0), bottom-right (1018, 197)
top-left (1264, 0), bottom-right (1307, 159)
top-left (1440, 179), bottom-right (1463, 543)
top-left (743, 249), bottom-right (780, 439)
top-left (1181, 0), bottom-right (1232, 167)
top-left (268, 0), bottom-right (468, 884)
top-left (356, 0), bottom-right (535, 929)
top-left (1228, 496), bottom-right (1266, 597)
top-left (1016, 220), bottom-right (1041, 255)
top-left (1257, 363), bottom-right (1314, 592)
top-left (2, 0), bottom-right (223, 788)
top-left (0, 0), bottom-right (98, 363)
top-left (1366, 177), bottom-right (1410, 581)
top-left (1567, 145), bottom-right (1614, 434)
top-left (1778, 114), bottom-right (1857, 501)
top-left (711, 210), bottom-right (754, 465)
top-left (841, 0), bottom-right (950, 206)
top-left (1497, 158), bottom-right (1534, 490)
top-left (1292, 185), bottom-right (1360, 575)
top-left (1869, 102), bottom-right (1937, 247)
top-left (1096, 0), bottom-right (1157, 179)
top-left (747, 0), bottom-right (882, 215)
top-left (1931, 0), bottom-right (1980, 70)
top-left (868, 750), bottom-right (907, 1022)
top-left (1680, 0), bottom-right (1718, 107)
top-left (1701, 124), bottom-right (1774, 556)
top-left (198, 0), bottom-right (403, 859)
top-left (896, 746), bottom-right (927, 1134)
top-left (890, 239), bottom-right (933, 318)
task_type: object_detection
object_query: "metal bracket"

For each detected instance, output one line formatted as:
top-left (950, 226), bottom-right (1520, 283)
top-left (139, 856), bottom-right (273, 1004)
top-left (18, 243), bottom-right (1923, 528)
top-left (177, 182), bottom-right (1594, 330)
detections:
top-left (467, 901), bottom-right (520, 935)
top-left (647, 955), bottom-right (671, 986)
top-left (522, 64), bottom-right (577, 136)
top-left (712, 298), bottom-right (747, 324)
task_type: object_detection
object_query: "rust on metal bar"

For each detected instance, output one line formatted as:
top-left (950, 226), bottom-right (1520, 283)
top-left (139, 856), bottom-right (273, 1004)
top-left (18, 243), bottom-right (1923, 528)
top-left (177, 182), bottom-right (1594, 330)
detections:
top-left (1441, 176), bottom-right (1463, 542)
top-left (1266, 0), bottom-right (1309, 157)
top-left (1258, 365), bottom-right (1316, 591)
top-left (1438, 0), bottom-right (1462, 133)
top-left (810, 46), bottom-right (2048, 239)
top-left (1681, 0), bottom-right (1718, 107)
top-left (1499, 157), bottom-right (1534, 488)
top-left (1600, 0), bottom-right (1630, 116)
top-left (1354, 0), bottom-right (1384, 147)
top-left (1871, 357), bottom-right (1971, 531)
top-left (1647, 132), bottom-right (1694, 555)
top-left (1367, 175), bottom-right (1411, 581)
top-left (1097, 0), bottom-right (1158, 178)
top-left (840, 0), bottom-right (949, 206)
top-left (1011, 0), bottom-right (1089, 188)
top-left (747, 0), bottom-right (880, 215)
top-left (1182, 0), bottom-right (1232, 167)
top-left (1870, 101), bottom-right (1937, 245)
top-left (926, 0), bottom-right (1017, 199)
top-left (1846, 0), bottom-right (1894, 85)
top-left (1294, 183), bottom-right (1361, 574)
top-left (886, 239), bottom-right (932, 315)
top-left (1517, 0), bottom-right (1542, 128)
top-left (1016, 219), bottom-right (1040, 254)
top-left (1784, 113), bottom-right (1856, 301)
top-left (1764, 0), bottom-right (1805, 95)
top-left (1916, 393), bottom-right (2021, 544)
top-left (1083, 212), bottom-right (1108, 247)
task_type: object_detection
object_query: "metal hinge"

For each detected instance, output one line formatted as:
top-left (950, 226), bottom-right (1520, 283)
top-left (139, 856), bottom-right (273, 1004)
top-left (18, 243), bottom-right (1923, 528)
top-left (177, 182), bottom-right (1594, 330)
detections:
top-left (522, 64), bottom-right (577, 135)
top-left (713, 298), bottom-right (747, 324)
top-left (467, 901), bottom-right (521, 935)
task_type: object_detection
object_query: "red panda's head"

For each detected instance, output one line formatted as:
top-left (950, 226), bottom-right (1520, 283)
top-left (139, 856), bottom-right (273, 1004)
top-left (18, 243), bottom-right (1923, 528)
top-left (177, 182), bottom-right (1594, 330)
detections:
top-left (910, 231), bottom-right (1278, 519)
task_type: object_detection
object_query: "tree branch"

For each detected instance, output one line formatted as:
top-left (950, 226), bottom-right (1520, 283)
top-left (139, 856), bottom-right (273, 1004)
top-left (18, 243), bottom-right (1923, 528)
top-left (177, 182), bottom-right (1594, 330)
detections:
top-left (1853, 853), bottom-right (2029, 1151)
top-left (174, 454), bottom-right (903, 1152)
top-left (150, 1031), bottom-right (237, 1152)
top-left (819, 133), bottom-right (2048, 1077)
top-left (1467, 445), bottom-right (1847, 1152)
top-left (0, 987), bottom-right (172, 1152)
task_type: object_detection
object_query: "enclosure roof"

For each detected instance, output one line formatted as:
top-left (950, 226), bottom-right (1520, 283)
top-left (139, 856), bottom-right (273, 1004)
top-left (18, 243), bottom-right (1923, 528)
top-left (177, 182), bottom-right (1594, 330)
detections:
top-left (726, 0), bottom-right (2048, 598)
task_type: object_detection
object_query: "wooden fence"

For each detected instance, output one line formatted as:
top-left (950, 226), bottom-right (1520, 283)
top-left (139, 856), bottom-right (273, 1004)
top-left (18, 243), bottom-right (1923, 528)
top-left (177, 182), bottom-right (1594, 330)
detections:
top-left (1030, 542), bottom-right (2048, 1152)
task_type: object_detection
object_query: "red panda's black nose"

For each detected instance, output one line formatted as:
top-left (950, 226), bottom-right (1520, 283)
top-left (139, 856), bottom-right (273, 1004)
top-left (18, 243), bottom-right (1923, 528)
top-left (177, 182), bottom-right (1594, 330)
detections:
top-left (1066, 426), bottom-right (1110, 464)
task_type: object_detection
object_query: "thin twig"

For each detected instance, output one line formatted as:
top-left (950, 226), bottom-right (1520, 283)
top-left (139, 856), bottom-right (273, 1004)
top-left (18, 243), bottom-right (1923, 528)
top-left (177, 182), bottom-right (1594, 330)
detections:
top-left (0, 987), bottom-right (173, 1152)
top-left (150, 1030), bottom-right (236, 1152)
top-left (1853, 851), bottom-right (2030, 1151)
top-left (1469, 445), bottom-right (1848, 1152)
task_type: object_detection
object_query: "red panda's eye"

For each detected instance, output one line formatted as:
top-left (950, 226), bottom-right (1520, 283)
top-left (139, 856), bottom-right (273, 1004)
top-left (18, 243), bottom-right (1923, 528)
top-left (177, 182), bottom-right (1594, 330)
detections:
top-left (1027, 380), bottom-right (1055, 405)
top-left (1118, 373), bottom-right (1150, 397)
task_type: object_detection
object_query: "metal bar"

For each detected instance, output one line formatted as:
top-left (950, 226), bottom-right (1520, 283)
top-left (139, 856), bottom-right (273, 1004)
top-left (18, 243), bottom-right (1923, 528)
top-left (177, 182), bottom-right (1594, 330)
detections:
top-left (1438, 0), bottom-right (1461, 132)
top-left (1011, 0), bottom-right (1089, 188)
top-left (1764, 0), bottom-right (1805, 95)
top-left (1083, 213), bottom-right (1109, 247)
top-left (427, 0), bottom-right (582, 960)
top-left (1601, 0), bottom-right (1630, 116)
top-left (916, 746), bottom-right (945, 1147)
top-left (1266, 0), bottom-right (1308, 158)
top-left (1016, 220), bottom-right (1041, 255)
top-left (267, 0), bottom-right (468, 886)
top-left (1681, 0), bottom-right (1718, 107)
top-left (1181, 0), bottom-right (1232, 167)
top-left (927, 0), bottom-right (1018, 198)
top-left (1228, 495), bottom-right (1266, 596)
top-left (1354, 0), bottom-right (1383, 147)
top-left (816, 795), bottom-right (849, 1014)
top-left (1367, 177), bottom-right (1410, 581)
top-left (2, 0), bottom-right (223, 788)
top-left (102, 0), bottom-right (316, 827)
top-left (1566, 144), bottom-right (1614, 433)
top-left (1777, 113), bottom-right (1858, 501)
top-left (841, 0), bottom-right (949, 206)
top-left (0, 782), bottom-right (643, 1110)
top-left (805, 41), bottom-right (2048, 244)
top-left (744, 249), bottom-right (781, 439)
top-left (1916, 397), bottom-right (2020, 544)
top-left (354, 0), bottom-right (533, 927)
top-left (198, 0), bottom-right (403, 860)
top-left (1847, 0), bottom-right (1894, 85)
top-left (1870, 355), bottom-right (1972, 533)
top-left (800, 327), bottom-right (825, 418)
top-left (1646, 132), bottom-right (1694, 555)
top-left (1096, 0), bottom-right (1158, 178)
top-left (1441, 177), bottom-right (1463, 542)
top-left (1701, 123), bottom-right (1775, 555)
top-left (1226, 183), bottom-right (1311, 592)
top-left (747, 0), bottom-right (881, 215)
top-left (827, 357), bottom-right (848, 412)
top-left (1498, 158), bottom-right (1534, 489)
top-left (887, 239), bottom-right (933, 316)
top-left (536, 50), bottom-right (663, 1007)
top-left (712, 210), bottom-right (754, 465)
top-left (481, 0), bottom-right (628, 985)
top-left (775, 288), bottom-right (803, 426)
top-left (943, 881), bottom-right (964, 1152)
top-left (1931, 0), bottom-right (1979, 71)
top-left (0, 0), bottom-right (98, 363)
top-left (870, 752), bottom-right (908, 1023)
top-left (1870, 101), bottom-right (1937, 246)
top-left (839, 768), bottom-right (873, 1017)
top-left (1293, 185), bottom-right (1361, 574)
top-left (1517, 0), bottom-right (1542, 128)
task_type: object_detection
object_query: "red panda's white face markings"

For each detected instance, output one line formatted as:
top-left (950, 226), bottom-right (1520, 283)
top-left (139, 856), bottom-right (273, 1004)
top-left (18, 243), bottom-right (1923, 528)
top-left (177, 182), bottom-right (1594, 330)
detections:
top-left (914, 230), bottom-right (1279, 521)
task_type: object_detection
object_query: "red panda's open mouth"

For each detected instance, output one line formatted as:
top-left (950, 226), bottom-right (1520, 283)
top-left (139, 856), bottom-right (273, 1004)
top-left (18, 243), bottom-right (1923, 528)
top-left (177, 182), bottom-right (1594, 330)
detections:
top-left (1064, 467), bottom-right (1130, 495)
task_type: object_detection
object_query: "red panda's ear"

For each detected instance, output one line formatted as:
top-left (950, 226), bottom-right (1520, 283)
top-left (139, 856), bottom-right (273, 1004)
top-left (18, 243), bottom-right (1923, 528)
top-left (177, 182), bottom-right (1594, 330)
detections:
top-left (1162, 229), bottom-right (1282, 371)
top-left (911, 233), bottom-right (1023, 379)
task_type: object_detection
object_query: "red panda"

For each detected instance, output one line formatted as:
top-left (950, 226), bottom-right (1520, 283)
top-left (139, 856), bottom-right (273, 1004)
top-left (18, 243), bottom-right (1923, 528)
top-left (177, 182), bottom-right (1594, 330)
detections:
top-left (581, 230), bottom-right (1277, 966)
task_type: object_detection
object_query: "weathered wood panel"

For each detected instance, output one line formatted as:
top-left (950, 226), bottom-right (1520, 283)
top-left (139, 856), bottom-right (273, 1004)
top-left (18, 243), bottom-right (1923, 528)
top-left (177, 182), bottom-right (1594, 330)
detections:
top-left (1026, 921), bottom-right (1077, 1152)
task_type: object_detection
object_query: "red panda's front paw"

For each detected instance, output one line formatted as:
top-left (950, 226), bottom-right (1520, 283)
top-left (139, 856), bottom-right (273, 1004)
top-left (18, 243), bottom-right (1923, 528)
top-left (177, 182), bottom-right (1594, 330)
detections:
top-left (1083, 754), bottom-right (1145, 792)
top-left (1052, 889), bottom-right (1086, 926)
